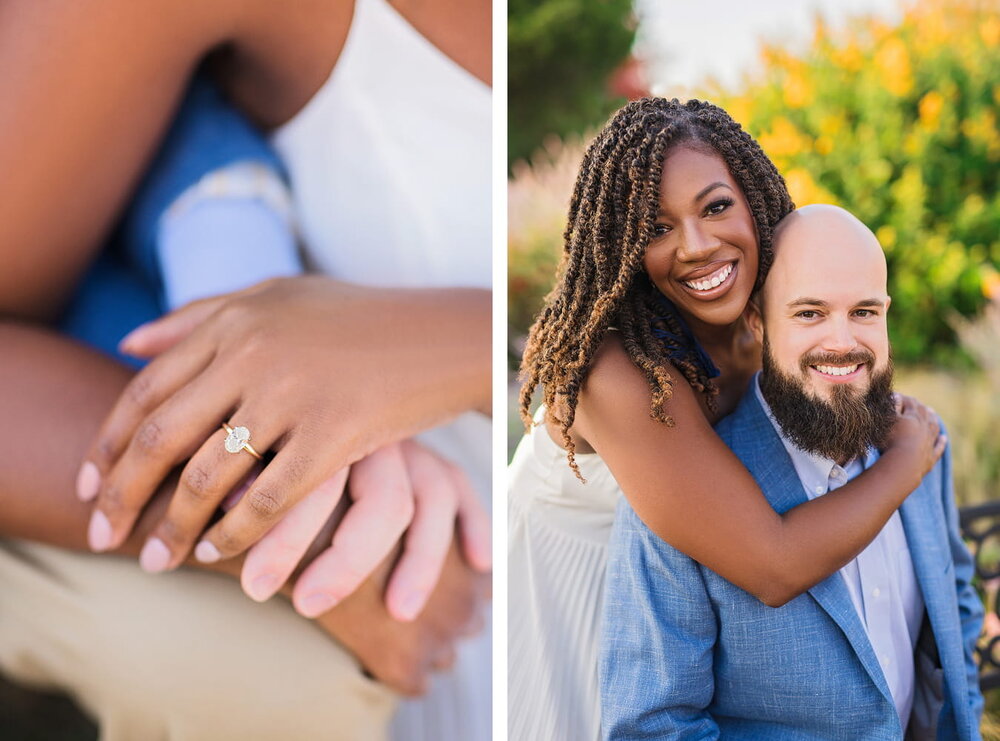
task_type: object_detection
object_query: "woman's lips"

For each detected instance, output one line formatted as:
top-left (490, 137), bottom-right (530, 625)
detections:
top-left (677, 261), bottom-right (738, 300)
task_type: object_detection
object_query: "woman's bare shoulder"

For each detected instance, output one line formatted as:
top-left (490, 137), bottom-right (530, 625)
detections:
top-left (579, 332), bottom-right (703, 425)
top-left (575, 332), bottom-right (760, 526)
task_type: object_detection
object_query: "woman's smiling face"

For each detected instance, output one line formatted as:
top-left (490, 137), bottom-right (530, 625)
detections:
top-left (643, 144), bottom-right (759, 329)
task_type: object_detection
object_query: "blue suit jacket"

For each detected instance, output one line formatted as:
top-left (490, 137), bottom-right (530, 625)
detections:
top-left (600, 389), bottom-right (984, 740)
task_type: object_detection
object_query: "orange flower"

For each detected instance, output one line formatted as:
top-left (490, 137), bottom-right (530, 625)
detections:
top-left (874, 37), bottom-right (913, 98)
top-left (918, 91), bottom-right (945, 130)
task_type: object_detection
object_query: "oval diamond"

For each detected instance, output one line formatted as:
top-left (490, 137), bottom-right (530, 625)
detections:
top-left (225, 426), bottom-right (251, 454)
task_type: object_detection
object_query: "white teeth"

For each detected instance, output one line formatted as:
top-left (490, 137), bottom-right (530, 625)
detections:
top-left (683, 263), bottom-right (733, 292)
top-left (814, 364), bottom-right (860, 377)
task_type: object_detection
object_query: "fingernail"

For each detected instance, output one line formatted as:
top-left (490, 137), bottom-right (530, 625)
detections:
top-left (76, 462), bottom-right (101, 503)
top-left (194, 540), bottom-right (221, 563)
top-left (299, 593), bottom-right (337, 618)
top-left (139, 538), bottom-right (172, 573)
top-left (247, 573), bottom-right (280, 602)
top-left (396, 591), bottom-right (426, 621)
top-left (118, 324), bottom-right (150, 352)
top-left (87, 511), bottom-right (113, 552)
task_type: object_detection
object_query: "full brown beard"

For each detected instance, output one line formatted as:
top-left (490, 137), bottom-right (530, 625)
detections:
top-left (759, 337), bottom-right (896, 463)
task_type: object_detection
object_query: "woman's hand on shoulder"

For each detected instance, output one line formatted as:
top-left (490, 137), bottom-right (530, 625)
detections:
top-left (883, 393), bottom-right (947, 486)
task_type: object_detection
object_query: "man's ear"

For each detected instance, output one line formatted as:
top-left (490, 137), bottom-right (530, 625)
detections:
top-left (745, 295), bottom-right (765, 344)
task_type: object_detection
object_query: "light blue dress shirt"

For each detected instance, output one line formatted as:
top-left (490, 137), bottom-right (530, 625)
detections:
top-left (157, 162), bottom-right (303, 311)
top-left (753, 373), bottom-right (924, 728)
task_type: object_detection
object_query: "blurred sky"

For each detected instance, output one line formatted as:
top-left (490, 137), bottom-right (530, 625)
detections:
top-left (635, 0), bottom-right (903, 95)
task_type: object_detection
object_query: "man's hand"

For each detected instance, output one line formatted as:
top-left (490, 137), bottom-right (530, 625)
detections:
top-left (313, 538), bottom-right (489, 696)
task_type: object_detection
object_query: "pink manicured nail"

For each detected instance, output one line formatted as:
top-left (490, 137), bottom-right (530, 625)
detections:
top-left (299, 593), bottom-right (337, 618)
top-left (118, 324), bottom-right (151, 352)
top-left (139, 538), bottom-right (172, 573)
top-left (76, 462), bottom-right (101, 503)
top-left (87, 511), bottom-right (113, 552)
top-left (247, 574), bottom-right (280, 602)
top-left (395, 591), bottom-right (426, 622)
top-left (194, 540), bottom-right (221, 563)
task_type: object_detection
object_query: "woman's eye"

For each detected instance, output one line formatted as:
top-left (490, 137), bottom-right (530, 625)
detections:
top-left (653, 224), bottom-right (672, 236)
top-left (705, 198), bottom-right (734, 216)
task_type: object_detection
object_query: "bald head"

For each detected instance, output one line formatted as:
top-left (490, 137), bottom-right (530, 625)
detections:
top-left (763, 204), bottom-right (888, 311)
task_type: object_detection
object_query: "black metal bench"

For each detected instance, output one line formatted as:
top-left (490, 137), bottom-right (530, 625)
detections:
top-left (960, 500), bottom-right (1000, 696)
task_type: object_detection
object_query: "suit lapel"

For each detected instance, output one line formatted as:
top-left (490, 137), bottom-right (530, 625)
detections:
top-left (898, 482), bottom-right (967, 732)
top-left (728, 391), bottom-right (896, 710)
top-left (898, 481), bottom-right (948, 632)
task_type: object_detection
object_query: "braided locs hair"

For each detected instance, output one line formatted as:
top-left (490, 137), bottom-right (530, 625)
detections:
top-left (519, 98), bottom-right (794, 478)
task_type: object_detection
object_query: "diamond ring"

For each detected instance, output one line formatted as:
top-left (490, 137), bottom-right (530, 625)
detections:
top-left (222, 423), bottom-right (263, 460)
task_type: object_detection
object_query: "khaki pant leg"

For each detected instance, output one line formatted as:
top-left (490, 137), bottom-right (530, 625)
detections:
top-left (0, 539), bottom-right (396, 741)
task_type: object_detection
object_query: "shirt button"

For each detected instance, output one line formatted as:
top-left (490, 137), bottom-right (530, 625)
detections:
top-left (883, 655), bottom-right (892, 666)
top-left (872, 587), bottom-right (881, 598)
top-left (814, 485), bottom-right (825, 495)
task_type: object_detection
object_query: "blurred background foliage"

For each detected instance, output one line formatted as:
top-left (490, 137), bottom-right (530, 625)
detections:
top-left (508, 0), bottom-right (635, 169)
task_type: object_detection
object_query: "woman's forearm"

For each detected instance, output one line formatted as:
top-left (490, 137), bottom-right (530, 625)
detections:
top-left (756, 450), bottom-right (925, 607)
top-left (0, 321), bottom-right (137, 544)
top-left (579, 337), bottom-right (938, 609)
top-left (383, 286), bottom-right (492, 417)
top-left (0, 0), bottom-right (232, 320)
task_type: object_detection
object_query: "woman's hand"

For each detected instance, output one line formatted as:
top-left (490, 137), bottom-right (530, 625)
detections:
top-left (237, 439), bottom-right (491, 621)
top-left (76, 277), bottom-right (490, 573)
top-left (884, 392), bottom-right (947, 485)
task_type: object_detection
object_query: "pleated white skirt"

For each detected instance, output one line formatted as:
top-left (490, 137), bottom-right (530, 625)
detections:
top-left (508, 410), bottom-right (622, 741)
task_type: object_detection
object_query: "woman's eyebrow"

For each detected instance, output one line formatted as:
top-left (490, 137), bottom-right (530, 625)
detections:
top-left (694, 182), bottom-right (732, 202)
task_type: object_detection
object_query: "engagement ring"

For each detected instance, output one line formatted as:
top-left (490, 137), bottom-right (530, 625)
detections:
top-left (222, 423), bottom-right (263, 460)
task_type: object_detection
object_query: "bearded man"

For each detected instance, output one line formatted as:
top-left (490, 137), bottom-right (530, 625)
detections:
top-left (599, 205), bottom-right (984, 740)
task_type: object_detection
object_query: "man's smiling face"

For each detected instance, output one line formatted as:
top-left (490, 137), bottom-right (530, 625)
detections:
top-left (748, 205), bottom-right (896, 463)
top-left (753, 205), bottom-right (891, 401)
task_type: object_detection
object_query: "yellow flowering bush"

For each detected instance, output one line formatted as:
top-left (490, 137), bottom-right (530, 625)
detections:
top-left (714, 0), bottom-right (999, 365)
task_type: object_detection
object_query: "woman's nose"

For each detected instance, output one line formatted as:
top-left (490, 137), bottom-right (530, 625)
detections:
top-left (675, 224), bottom-right (719, 263)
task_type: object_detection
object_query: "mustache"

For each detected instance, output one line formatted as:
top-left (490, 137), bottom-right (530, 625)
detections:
top-left (799, 349), bottom-right (875, 373)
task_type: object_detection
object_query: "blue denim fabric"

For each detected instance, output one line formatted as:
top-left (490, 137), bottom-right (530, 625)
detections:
top-left (600, 390), bottom-right (983, 740)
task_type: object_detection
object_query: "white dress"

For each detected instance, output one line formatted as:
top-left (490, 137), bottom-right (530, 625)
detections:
top-left (271, 0), bottom-right (492, 738)
top-left (508, 408), bottom-right (622, 741)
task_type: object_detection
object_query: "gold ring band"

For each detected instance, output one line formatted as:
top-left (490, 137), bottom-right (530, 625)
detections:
top-left (222, 423), bottom-right (263, 460)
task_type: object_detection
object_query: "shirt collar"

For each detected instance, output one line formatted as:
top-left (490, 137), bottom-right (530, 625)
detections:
top-left (752, 372), bottom-right (878, 499)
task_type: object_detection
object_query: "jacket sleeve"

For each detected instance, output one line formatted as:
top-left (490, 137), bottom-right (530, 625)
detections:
top-left (940, 437), bottom-right (985, 727)
top-left (599, 498), bottom-right (720, 740)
